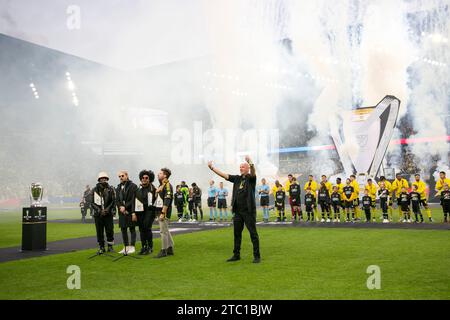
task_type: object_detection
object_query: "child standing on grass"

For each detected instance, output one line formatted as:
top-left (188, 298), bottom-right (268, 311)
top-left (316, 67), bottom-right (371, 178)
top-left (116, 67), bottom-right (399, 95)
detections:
top-left (342, 179), bottom-right (355, 222)
top-left (330, 186), bottom-right (341, 222)
top-left (275, 186), bottom-right (286, 222)
top-left (318, 182), bottom-right (331, 222)
top-left (440, 184), bottom-right (450, 223)
top-left (410, 185), bottom-right (423, 223)
top-left (304, 187), bottom-right (315, 222)
top-left (378, 181), bottom-right (390, 223)
top-left (174, 185), bottom-right (185, 222)
top-left (398, 187), bottom-right (412, 223)
top-left (361, 189), bottom-right (372, 223)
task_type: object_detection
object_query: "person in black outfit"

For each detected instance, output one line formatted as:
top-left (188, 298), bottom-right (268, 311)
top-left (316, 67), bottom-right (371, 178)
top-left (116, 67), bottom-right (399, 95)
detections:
top-left (90, 172), bottom-right (116, 254)
top-left (208, 155), bottom-right (261, 263)
top-left (361, 189), bottom-right (372, 222)
top-left (116, 170), bottom-right (138, 254)
top-left (410, 185), bottom-right (423, 223)
top-left (304, 188), bottom-right (316, 222)
top-left (174, 185), bottom-right (186, 221)
top-left (81, 185), bottom-right (92, 221)
top-left (191, 183), bottom-right (203, 220)
top-left (133, 170), bottom-right (156, 255)
top-left (275, 186), bottom-right (286, 222)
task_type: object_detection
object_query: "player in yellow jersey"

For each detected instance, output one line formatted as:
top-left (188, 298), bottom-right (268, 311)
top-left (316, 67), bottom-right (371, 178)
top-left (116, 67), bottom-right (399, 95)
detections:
top-left (320, 175), bottom-right (333, 194)
top-left (364, 178), bottom-right (377, 221)
top-left (349, 175), bottom-right (360, 220)
top-left (435, 171), bottom-right (450, 196)
top-left (334, 177), bottom-right (344, 213)
top-left (412, 174), bottom-right (433, 222)
top-left (391, 173), bottom-right (410, 222)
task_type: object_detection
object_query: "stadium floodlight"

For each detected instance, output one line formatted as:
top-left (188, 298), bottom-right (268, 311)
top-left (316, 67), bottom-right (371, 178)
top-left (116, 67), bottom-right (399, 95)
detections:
top-left (68, 80), bottom-right (75, 91)
top-left (329, 95), bottom-right (400, 178)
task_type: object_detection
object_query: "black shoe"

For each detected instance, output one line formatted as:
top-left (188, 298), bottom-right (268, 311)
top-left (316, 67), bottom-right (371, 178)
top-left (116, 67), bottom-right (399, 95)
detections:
top-left (97, 247), bottom-right (105, 255)
top-left (155, 249), bottom-right (167, 258)
top-left (139, 246), bottom-right (148, 255)
top-left (253, 256), bottom-right (261, 263)
top-left (226, 255), bottom-right (240, 262)
top-left (148, 247), bottom-right (153, 254)
top-left (107, 245), bottom-right (114, 253)
top-left (167, 247), bottom-right (174, 256)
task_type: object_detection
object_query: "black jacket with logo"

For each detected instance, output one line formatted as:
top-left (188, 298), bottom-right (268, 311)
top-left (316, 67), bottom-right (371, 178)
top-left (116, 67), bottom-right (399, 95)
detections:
top-left (90, 182), bottom-right (116, 217)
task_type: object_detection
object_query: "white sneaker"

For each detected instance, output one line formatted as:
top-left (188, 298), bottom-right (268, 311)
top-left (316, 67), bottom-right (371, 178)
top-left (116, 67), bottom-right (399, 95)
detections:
top-left (119, 246), bottom-right (126, 254)
top-left (127, 246), bottom-right (135, 254)
top-left (193, 219), bottom-right (197, 222)
top-left (188, 219), bottom-right (193, 222)
top-left (178, 218), bottom-right (183, 223)
top-left (408, 219), bottom-right (412, 223)
top-left (402, 219), bottom-right (407, 223)
top-left (382, 219), bottom-right (388, 223)
top-left (326, 219), bottom-right (331, 223)
top-left (321, 218), bottom-right (325, 223)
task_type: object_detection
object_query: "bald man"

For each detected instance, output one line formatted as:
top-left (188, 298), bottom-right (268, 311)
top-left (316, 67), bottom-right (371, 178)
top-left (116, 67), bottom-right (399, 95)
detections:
top-left (208, 156), bottom-right (261, 263)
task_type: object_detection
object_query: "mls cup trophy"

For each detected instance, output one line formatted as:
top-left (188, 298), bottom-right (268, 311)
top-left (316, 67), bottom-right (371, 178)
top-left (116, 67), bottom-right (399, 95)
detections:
top-left (330, 95), bottom-right (400, 186)
top-left (30, 182), bottom-right (44, 207)
top-left (23, 183), bottom-right (47, 250)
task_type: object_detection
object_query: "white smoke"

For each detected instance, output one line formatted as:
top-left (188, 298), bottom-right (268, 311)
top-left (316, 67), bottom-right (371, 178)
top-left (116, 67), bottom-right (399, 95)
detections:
top-left (407, 0), bottom-right (450, 178)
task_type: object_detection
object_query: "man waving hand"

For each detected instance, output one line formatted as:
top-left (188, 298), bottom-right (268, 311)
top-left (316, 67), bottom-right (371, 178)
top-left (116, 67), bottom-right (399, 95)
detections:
top-left (208, 156), bottom-right (261, 263)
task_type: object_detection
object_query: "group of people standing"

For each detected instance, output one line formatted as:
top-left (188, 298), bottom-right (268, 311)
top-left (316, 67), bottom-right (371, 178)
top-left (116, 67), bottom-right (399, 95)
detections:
top-left (88, 168), bottom-right (175, 258)
top-left (256, 171), bottom-right (450, 224)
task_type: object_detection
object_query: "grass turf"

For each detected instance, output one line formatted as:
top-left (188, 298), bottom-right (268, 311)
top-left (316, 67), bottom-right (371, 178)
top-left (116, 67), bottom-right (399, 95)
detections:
top-left (0, 227), bottom-right (449, 300)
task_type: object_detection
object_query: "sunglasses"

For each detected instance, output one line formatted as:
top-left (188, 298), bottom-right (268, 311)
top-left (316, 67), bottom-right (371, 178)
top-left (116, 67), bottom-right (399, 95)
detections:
top-left (141, 176), bottom-right (149, 180)
top-left (119, 175), bottom-right (126, 178)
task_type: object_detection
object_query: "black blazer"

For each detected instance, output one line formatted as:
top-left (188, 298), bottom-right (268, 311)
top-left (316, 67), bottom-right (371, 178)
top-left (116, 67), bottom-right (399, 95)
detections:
top-left (227, 174), bottom-right (257, 214)
top-left (116, 180), bottom-right (138, 213)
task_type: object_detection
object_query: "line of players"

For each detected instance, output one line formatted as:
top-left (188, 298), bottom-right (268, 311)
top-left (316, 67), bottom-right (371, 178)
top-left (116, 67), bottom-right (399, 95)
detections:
top-left (257, 171), bottom-right (450, 224)
top-left (173, 180), bottom-right (230, 222)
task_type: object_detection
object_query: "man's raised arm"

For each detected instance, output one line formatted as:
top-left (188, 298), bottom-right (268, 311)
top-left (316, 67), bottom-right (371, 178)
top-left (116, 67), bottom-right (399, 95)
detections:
top-left (245, 155), bottom-right (256, 177)
top-left (208, 161), bottom-right (229, 181)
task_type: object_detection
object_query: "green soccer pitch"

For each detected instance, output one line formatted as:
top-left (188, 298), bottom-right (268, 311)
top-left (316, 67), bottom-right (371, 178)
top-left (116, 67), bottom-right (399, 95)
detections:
top-left (0, 207), bottom-right (449, 300)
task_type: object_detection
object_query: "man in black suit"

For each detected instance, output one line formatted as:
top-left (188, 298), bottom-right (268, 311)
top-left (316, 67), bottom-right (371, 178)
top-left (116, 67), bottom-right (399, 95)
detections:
top-left (208, 156), bottom-right (261, 263)
top-left (116, 170), bottom-right (138, 254)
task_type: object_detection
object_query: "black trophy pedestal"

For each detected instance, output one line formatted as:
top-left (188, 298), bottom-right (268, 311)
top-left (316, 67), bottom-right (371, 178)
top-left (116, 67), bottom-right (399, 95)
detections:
top-left (22, 207), bottom-right (47, 251)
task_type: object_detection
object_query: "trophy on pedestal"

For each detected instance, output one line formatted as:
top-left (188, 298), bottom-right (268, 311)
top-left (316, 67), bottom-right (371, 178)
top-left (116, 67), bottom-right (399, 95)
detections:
top-left (22, 183), bottom-right (47, 251)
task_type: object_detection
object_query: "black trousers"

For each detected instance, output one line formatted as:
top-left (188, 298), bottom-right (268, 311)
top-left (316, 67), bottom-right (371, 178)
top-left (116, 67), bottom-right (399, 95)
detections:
top-left (233, 210), bottom-right (260, 258)
top-left (136, 210), bottom-right (155, 248)
top-left (121, 226), bottom-right (136, 246)
top-left (94, 215), bottom-right (114, 247)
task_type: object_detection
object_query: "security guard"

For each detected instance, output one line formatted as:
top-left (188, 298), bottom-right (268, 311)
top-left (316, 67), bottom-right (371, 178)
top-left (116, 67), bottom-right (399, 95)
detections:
top-left (91, 172), bottom-right (116, 254)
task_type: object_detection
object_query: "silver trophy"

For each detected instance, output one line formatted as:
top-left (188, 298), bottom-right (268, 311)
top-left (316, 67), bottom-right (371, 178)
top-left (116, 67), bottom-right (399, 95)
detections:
top-left (330, 95), bottom-right (400, 178)
top-left (30, 183), bottom-right (44, 207)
